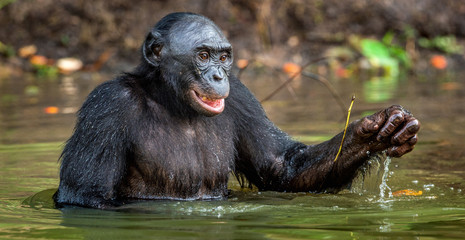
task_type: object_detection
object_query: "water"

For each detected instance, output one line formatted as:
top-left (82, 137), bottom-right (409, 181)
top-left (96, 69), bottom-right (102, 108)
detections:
top-left (1, 68), bottom-right (465, 239)
top-left (378, 156), bottom-right (393, 202)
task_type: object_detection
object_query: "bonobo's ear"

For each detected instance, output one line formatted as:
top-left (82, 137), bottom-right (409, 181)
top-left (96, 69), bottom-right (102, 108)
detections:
top-left (143, 31), bottom-right (163, 67)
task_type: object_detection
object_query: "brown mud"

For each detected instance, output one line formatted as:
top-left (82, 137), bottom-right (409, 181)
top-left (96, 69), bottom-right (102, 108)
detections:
top-left (1, 0), bottom-right (465, 71)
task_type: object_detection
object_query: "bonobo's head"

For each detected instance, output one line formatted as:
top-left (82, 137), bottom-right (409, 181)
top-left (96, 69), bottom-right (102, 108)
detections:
top-left (142, 12), bottom-right (233, 117)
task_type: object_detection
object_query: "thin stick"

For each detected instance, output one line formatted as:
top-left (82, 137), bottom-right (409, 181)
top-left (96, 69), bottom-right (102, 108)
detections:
top-left (301, 71), bottom-right (347, 117)
top-left (334, 95), bottom-right (356, 162)
top-left (259, 57), bottom-right (328, 103)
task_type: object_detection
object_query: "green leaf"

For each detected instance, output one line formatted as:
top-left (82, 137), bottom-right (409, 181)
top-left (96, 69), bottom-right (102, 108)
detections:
top-left (382, 31), bottom-right (395, 45)
top-left (360, 39), bottom-right (391, 59)
top-left (389, 46), bottom-right (411, 68)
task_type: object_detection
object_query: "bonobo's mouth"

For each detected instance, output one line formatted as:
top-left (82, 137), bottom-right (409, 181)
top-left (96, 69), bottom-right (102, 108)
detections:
top-left (190, 90), bottom-right (225, 115)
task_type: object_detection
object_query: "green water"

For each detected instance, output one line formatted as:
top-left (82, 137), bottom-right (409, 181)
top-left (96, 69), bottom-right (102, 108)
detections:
top-left (1, 69), bottom-right (464, 239)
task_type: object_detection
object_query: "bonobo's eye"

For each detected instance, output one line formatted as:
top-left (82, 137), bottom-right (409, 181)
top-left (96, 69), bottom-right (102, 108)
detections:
top-left (198, 52), bottom-right (209, 62)
top-left (219, 53), bottom-right (229, 62)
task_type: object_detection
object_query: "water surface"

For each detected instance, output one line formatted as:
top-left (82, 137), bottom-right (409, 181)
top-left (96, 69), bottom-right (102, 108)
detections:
top-left (1, 68), bottom-right (464, 239)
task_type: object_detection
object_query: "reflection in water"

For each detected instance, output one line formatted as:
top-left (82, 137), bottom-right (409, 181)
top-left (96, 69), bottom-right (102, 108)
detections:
top-left (59, 76), bottom-right (79, 114)
top-left (22, 189), bottom-right (57, 209)
top-left (363, 76), bottom-right (398, 103)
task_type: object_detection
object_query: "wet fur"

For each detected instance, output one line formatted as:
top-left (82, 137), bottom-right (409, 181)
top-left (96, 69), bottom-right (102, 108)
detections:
top-left (54, 13), bottom-right (419, 208)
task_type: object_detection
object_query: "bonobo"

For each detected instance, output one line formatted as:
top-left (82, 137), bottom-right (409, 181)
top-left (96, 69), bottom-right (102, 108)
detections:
top-left (54, 12), bottom-right (420, 208)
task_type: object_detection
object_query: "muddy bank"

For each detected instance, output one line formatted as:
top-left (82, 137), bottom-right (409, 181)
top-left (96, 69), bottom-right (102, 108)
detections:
top-left (1, 0), bottom-right (465, 70)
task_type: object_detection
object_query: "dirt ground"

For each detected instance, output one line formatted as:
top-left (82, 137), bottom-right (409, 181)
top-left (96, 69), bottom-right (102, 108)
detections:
top-left (1, 0), bottom-right (465, 70)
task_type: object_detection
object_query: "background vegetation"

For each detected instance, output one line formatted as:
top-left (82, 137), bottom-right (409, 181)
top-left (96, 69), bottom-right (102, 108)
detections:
top-left (1, 0), bottom-right (464, 74)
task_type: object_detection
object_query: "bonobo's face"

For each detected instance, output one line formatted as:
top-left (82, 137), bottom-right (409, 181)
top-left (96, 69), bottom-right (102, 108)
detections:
top-left (165, 20), bottom-right (233, 116)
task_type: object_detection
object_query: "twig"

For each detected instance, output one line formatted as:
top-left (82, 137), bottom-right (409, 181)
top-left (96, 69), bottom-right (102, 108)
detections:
top-left (271, 67), bottom-right (298, 101)
top-left (259, 56), bottom-right (328, 103)
top-left (300, 71), bottom-right (347, 116)
top-left (333, 95), bottom-right (355, 162)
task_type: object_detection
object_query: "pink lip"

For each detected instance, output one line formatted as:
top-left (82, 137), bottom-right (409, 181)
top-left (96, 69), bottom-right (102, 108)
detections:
top-left (190, 90), bottom-right (225, 115)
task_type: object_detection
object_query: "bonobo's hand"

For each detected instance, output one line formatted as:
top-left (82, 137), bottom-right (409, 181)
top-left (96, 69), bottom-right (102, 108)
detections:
top-left (353, 105), bottom-right (420, 157)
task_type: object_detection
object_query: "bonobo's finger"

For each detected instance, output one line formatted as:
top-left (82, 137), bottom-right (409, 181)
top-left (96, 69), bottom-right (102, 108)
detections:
top-left (356, 111), bottom-right (386, 138)
top-left (356, 118), bottom-right (379, 137)
top-left (386, 142), bottom-right (415, 158)
top-left (377, 110), bottom-right (405, 142)
top-left (391, 119), bottom-right (420, 145)
top-left (407, 135), bottom-right (418, 146)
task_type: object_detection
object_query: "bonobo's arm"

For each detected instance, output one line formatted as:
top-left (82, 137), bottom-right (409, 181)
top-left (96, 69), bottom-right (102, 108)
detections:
top-left (55, 79), bottom-right (133, 208)
top-left (230, 78), bottom-right (420, 192)
top-left (285, 105), bottom-right (420, 192)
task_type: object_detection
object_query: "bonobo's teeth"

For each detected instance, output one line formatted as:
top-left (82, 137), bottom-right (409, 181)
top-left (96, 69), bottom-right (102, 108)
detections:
top-left (201, 95), bottom-right (216, 102)
top-left (191, 90), bottom-right (225, 115)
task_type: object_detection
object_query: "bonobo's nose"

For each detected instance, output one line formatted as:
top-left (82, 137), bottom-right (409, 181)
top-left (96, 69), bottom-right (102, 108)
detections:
top-left (212, 67), bottom-right (224, 81)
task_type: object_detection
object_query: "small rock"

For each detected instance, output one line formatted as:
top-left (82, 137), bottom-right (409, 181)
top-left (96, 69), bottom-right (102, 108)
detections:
top-left (57, 57), bottom-right (83, 73)
top-left (19, 45), bottom-right (37, 58)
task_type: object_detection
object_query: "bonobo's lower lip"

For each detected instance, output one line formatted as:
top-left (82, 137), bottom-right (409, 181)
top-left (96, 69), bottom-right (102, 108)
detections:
top-left (190, 90), bottom-right (225, 115)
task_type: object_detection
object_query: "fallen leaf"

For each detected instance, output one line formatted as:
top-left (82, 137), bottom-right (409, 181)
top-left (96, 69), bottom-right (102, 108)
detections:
top-left (85, 49), bottom-right (114, 71)
top-left (441, 82), bottom-right (461, 91)
top-left (19, 45), bottom-right (37, 58)
top-left (30, 55), bottom-right (49, 66)
top-left (430, 55), bottom-right (447, 70)
top-left (282, 62), bottom-right (301, 77)
top-left (44, 106), bottom-right (59, 114)
top-left (392, 189), bottom-right (423, 197)
top-left (335, 66), bottom-right (351, 78)
top-left (236, 59), bottom-right (249, 69)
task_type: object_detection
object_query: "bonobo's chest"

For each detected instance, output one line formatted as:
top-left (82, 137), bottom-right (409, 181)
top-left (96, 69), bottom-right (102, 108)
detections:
top-left (121, 113), bottom-right (236, 200)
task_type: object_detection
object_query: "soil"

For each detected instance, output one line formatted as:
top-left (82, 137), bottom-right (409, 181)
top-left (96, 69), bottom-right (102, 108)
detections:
top-left (1, 0), bottom-right (465, 71)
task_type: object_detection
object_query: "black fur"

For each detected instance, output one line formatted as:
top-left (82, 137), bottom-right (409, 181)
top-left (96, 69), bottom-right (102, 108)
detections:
top-left (54, 13), bottom-right (380, 208)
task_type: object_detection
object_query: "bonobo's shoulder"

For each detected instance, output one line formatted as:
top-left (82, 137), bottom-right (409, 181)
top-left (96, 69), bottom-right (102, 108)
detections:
top-left (80, 77), bottom-right (137, 116)
top-left (87, 77), bottom-right (131, 99)
top-left (84, 77), bottom-right (136, 104)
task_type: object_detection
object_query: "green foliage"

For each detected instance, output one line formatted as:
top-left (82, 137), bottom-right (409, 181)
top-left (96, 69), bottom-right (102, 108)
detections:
top-left (401, 25), bottom-right (417, 39)
top-left (360, 39), bottom-right (390, 60)
top-left (24, 85), bottom-right (40, 96)
top-left (1, 94), bottom-right (18, 104)
top-left (418, 35), bottom-right (463, 54)
top-left (355, 31), bottom-right (412, 78)
top-left (33, 64), bottom-right (58, 78)
top-left (0, 41), bottom-right (15, 57)
top-left (382, 31), bottom-right (411, 68)
top-left (388, 45), bottom-right (411, 68)
top-left (359, 40), bottom-right (396, 77)
top-left (60, 35), bottom-right (70, 46)
top-left (0, 0), bottom-right (16, 10)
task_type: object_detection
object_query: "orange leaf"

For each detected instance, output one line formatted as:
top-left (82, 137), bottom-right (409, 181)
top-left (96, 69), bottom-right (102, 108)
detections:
top-left (282, 62), bottom-right (301, 77)
top-left (441, 82), bottom-right (461, 91)
top-left (44, 106), bottom-right (59, 114)
top-left (19, 45), bottom-right (37, 58)
top-left (30, 55), bottom-right (49, 66)
top-left (392, 189), bottom-right (423, 197)
top-left (236, 59), bottom-right (249, 69)
top-left (335, 67), bottom-right (350, 78)
top-left (430, 55), bottom-right (447, 70)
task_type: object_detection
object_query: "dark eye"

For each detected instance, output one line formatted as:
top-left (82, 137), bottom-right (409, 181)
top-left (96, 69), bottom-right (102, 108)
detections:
top-left (219, 54), bottom-right (228, 62)
top-left (198, 52), bottom-right (209, 61)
